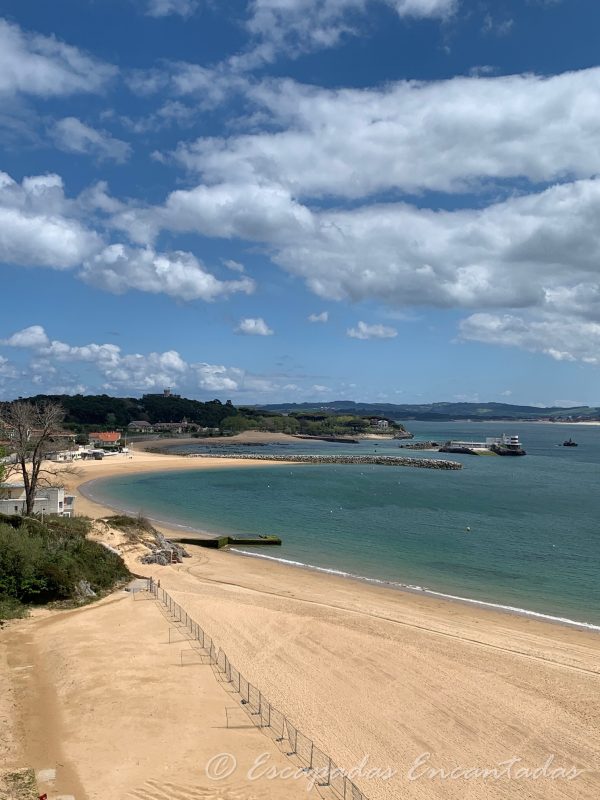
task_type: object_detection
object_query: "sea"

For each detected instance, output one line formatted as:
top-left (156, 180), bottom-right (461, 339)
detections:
top-left (87, 422), bottom-right (600, 630)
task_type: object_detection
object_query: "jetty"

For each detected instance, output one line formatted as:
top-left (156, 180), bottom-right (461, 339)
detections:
top-left (184, 453), bottom-right (462, 469)
top-left (174, 534), bottom-right (282, 549)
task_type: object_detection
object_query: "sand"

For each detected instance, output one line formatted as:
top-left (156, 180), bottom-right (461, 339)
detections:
top-left (135, 430), bottom-right (304, 451)
top-left (2, 449), bottom-right (599, 800)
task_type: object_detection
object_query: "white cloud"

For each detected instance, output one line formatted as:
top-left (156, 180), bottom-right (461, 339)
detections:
top-left (81, 244), bottom-right (255, 301)
top-left (112, 166), bottom-right (600, 366)
top-left (0, 18), bottom-right (116, 97)
top-left (0, 171), bottom-right (255, 305)
top-left (0, 355), bottom-right (18, 378)
top-left (51, 117), bottom-right (131, 163)
top-left (144, 0), bottom-right (199, 17)
top-left (0, 171), bottom-right (100, 269)
top-left (114, 181), bottom-right (314, 245)
top-left (3, 325), bottom-right (50, 349)
top-left (222, 258), bottom-right (245, 273)
top-left (0, 326), bottom-right (317, 397)
top-left (459, 313), bottom-right (600, 365)
top-left (245, 0), bottom-right (456, 63)
top-left (193, 363), bottom-right (241, 392)
top-left (308, 311), bottom-right (328, 322)
top-left (236, 317), bottom-right (274, 336)
top-left (271, 177), bottom-right (600, 315)
top-left (176, 68), bottom-right (600, 197)
top-left (347, 321), bottom-right (398, 339)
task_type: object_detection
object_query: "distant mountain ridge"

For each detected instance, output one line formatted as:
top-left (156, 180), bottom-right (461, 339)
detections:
top-left (257, 401), bottom-right (600, 421)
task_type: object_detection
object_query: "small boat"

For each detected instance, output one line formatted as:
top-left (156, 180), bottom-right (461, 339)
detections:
top-left (563, 438), bottom-right (578, 447)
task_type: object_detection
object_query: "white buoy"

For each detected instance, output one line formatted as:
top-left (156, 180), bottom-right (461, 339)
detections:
top-left (466, 526), bottom-right (471, 532)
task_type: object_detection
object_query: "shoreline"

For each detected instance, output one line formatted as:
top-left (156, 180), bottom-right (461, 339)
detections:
top-left (71, 453), bottom-right (600, 634)
top-left (228, 549), bottom-right (600, 633)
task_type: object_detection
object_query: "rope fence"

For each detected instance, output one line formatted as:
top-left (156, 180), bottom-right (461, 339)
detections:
top-left (147, 577), bottom-right (369, 800)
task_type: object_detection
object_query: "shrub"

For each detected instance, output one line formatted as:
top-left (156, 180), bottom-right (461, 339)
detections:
top-left (0, 516), bottom-right (130, 611)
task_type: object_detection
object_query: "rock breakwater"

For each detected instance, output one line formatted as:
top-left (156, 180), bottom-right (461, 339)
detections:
top-left (184, 453), bottom-right (462, 470)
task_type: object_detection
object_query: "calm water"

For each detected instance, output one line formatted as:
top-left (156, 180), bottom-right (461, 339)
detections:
top-left (89, 422), bottom-right (600, 628)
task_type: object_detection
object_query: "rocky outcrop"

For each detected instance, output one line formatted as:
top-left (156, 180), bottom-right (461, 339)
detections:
top-left (140, 532), bottom-right (191, 565)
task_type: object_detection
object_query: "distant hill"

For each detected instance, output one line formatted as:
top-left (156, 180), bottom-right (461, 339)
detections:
top-left (257, 401), bottom-right (600, 421)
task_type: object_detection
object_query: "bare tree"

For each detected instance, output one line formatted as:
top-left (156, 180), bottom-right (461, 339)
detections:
top-left (0, 401), bottom-right (75, 516)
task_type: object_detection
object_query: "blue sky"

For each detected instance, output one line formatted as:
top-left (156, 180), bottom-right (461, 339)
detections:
top-left (1, 0), bottom-right (600, 406)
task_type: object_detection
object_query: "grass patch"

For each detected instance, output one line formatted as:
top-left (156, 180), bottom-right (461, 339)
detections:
top-left (0, 596), bottom-right (28, 623)
top-left (103, 513), bottom-right (154, 533)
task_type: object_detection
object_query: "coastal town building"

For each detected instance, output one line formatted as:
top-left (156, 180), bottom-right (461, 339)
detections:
top-left (0, 484), bottom-right (75, 517)
top-left (88, 431), bottom-right (121, 447)
top-left (367, 418), bottom-right (390, 431)
top-left (127, 420), bottom-right (154, 433)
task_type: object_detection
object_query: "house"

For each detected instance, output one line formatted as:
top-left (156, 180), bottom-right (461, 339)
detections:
top-left (368, 418), bottom-right (390, 431)
top-left (127, 420), bottom-right (154, 433)
top-left (88, 431), bottom-right (122, 447)
top-left (0, 484), bottom-right (75, 517)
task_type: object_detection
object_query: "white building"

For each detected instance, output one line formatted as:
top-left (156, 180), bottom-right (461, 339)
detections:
top-left (0, 484), bottom-right (75, 517)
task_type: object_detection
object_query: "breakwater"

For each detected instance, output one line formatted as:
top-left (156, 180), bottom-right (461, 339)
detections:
top-left (183, 452), bottom-right (462, 469)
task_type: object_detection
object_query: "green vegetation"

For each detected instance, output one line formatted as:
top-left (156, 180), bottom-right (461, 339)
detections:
top-left (1, 395), bottom-right (405, 438)
top-left (236, 409), bottom-right (404, 436)
top-left (0, 514), bottom-right (130, 623)
top-left (2, 393), bottom-right (236, 430)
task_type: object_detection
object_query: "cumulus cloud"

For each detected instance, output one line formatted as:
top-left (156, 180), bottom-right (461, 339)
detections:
top-left (3, 325), bottom-right (50, 349)
top-left (113, 181), bottom-right (314, 245)
top-left (460, 313), bottom-right (600, 365)
top-left (0, 171), bottom-right (100, 269)
top-left (347, 321), bottom-right (398, 339)
top-left (0, 326), bottom-right (312, 397)
top-left (308, 311), bottom-right (328, 322)
top-left (81, 244), bottom-right (255, 301)
top-left (272, 177), bottom-right (600, 316)
top-left (175, 68), bottom-right (600, 197)
top-left (0, 170), bottom-right (255, 305)
top-left (2, 325), bottom-right (224, 392)
top-left (236, 317), bottom-right (274, 335)
top-left (0, 18), bottom-right (116, 97)
top-left (51, 117), bottom-right (131, 163)
top-left (140, 173), bottom-right (600, 321)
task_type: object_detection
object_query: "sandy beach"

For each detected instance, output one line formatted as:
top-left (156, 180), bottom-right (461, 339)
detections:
top-left (1, 449), bottom-right (599, 799)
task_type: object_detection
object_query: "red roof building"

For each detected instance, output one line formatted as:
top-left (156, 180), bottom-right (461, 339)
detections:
top-left (89, 431), bottom-right (121, 445)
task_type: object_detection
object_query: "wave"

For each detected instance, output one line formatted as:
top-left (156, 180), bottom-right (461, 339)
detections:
top-left (229, 549), bottom-right (600, 632)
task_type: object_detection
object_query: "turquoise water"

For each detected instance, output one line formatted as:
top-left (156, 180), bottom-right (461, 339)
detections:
top-left (89, 422), bottom-right (600, 628)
